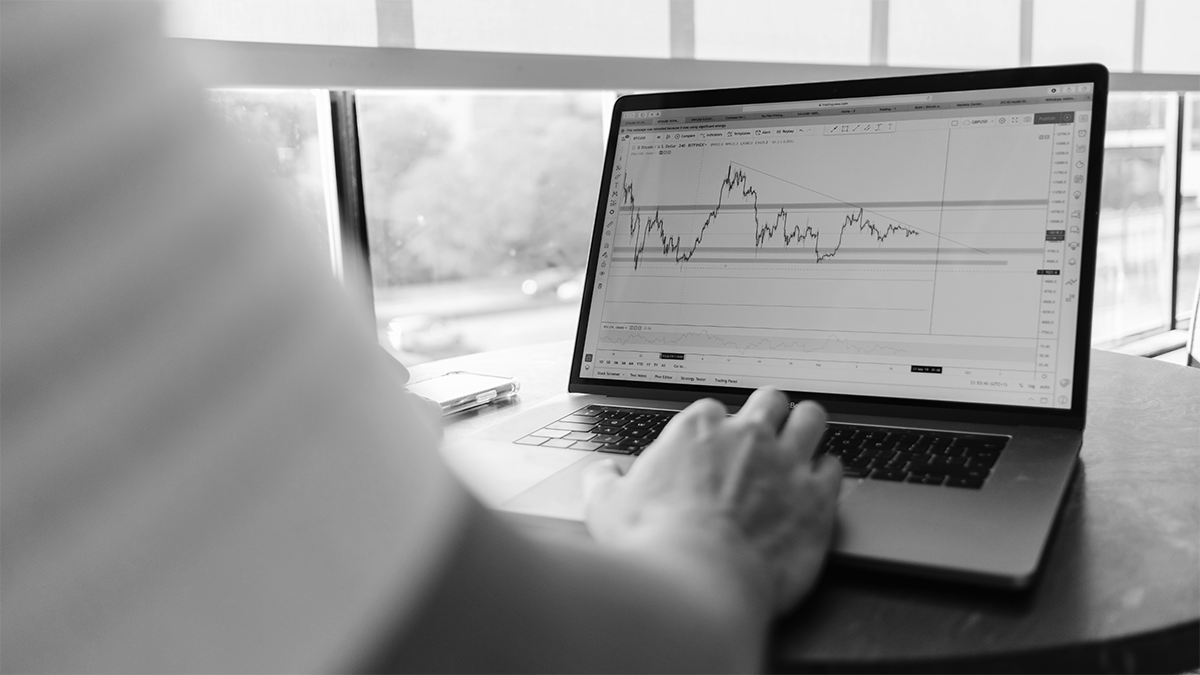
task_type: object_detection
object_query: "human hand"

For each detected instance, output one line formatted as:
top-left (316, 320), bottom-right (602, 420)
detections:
top-left (582, 388), bottom-right (841, 618)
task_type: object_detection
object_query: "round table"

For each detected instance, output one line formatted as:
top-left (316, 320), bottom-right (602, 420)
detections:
top-left (413, 344), bottom-right (1200, 673)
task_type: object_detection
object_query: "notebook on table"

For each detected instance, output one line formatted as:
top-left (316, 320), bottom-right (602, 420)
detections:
top-left (445, 63), bottom-right (1108, 589)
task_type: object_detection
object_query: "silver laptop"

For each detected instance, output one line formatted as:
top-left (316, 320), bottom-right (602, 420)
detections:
top-left (447, 64), bottom-right (1108, 589)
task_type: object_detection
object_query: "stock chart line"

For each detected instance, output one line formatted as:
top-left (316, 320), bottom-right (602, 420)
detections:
top-left (624, 163), bottom-right (920, 269)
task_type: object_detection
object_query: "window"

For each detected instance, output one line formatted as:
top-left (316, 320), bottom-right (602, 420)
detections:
top-left (206, 89), bottom-right (338, 269)
top-left (166, 0), bottom-right (376, 46)
top-left (412, 0), bottom-right (669, 58)
top-left (1143, 0), bottom-right (1200, 75)
top-left (1031, 0), bottom-right (1136, 70)
top-left (889, 0), bottom-right (1021, 69)
top-left (693, 0), bottom-right (872, 65)
top-left (1094, 93), bottom-right (1176, 344)
top-left (356, 91), bottom-right (609, 363)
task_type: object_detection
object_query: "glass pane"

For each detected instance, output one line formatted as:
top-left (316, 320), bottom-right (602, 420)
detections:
top-left (358, 91), bottom-right (608, 364)
top-left (1178, 93), bottom-right (1200, 325)
top-left (1031, 0), bottom-right (1135, 71)
top-left (412, 0), bottom-right (669, 58)
top-left (165, 0), bottom-right (377, 47)
top-left (1143, 0), bottom-right (1200, 75)
top-left (888, 0), bottom-right (1020, 69)
top-left (694, 0), bottom-right (871, 65)
top-left (207, 89), bottom-right (334, 267)
top-left (1092, 93), bottom-right (1175, 344)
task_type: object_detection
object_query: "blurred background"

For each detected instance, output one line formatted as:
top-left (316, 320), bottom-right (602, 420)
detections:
top-left (169, 0), bottom-right (1199, 364)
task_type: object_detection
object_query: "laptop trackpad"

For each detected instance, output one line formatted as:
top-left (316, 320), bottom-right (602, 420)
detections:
top-left (502, 453), bottom-right (636, 521)
top-left (440, 439), bottom-right (594, 508)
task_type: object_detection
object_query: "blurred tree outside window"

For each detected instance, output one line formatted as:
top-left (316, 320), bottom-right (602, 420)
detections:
top-left (207, 90), bottom-right (335, 268)
top-left (357, 91), bottom-right (607, 363)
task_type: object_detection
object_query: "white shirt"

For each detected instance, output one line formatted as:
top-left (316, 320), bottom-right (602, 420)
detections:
top-left (0, 3), bottom-right (466, 671)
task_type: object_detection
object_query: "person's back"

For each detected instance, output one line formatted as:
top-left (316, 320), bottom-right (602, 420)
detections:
top-left (0, 3), bottom-right (842, 672)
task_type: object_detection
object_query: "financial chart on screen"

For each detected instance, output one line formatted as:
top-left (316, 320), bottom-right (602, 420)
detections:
top-left (579, 83), bottom-right (1096, 409)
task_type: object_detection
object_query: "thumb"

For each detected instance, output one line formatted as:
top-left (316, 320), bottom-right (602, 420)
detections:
top-left (582, 458), bottom-right (623, 505)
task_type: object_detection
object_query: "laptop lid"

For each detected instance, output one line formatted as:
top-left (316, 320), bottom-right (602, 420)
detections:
top-left (570, 64), bottom-right (1108, 430)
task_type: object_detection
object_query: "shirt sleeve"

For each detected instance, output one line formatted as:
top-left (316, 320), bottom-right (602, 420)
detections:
top-left (0, 3), bottom-right (468, 672)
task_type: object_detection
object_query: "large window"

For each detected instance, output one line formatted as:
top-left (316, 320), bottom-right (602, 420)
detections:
top-left (169, 0), bottom-right (1199, 359)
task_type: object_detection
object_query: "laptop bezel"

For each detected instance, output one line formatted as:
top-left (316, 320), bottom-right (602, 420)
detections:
top-left (568, 64), bottom-right (1109, 430)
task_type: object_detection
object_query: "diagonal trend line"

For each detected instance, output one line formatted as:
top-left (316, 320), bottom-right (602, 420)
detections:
top-left (728, 160), bottom-right (989, 255)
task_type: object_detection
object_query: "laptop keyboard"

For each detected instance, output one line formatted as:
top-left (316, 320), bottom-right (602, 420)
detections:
top-left (516, 404), bottom-right (677, 454)
top-left (516, 405), bottom-right (1009, 489)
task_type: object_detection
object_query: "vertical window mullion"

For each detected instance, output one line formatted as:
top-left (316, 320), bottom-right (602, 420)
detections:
top-left (669, 0), bottom-right (695, 59)
top-left (376, 0), bottom-right (416, 48)
top-left (315, 90), bottom-right (345, 281)
top-left (1171, 93), bottom-right (1186, 328)
top-left (328, 90), bottom-right (376, 323)
top-left (870, 0), bottom-right (889, 66)
top-left (1019, 0), bottom-right (1033, 67)
top-left (1132, 0), bottom-right (1146, 73)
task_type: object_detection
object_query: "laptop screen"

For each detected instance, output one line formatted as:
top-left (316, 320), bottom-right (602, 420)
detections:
top-left (575, 70), bottom-right (1103, 414)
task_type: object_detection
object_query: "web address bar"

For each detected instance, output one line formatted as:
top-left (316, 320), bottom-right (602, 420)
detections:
top-left (743, 94), bottom-right (932, 112)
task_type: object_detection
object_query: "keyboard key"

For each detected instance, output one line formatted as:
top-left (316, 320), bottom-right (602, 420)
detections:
top-left (590, 434), bottom-right (621, 444)
top-left (946, 476), bottom-right (985, 489)
top-left (530, 428), bottom-right (568, 438)
top-left (562, 414), bottom-right (600, 425)
top-left (968, 455), bottom-right (998, 469)
top-left (959, 437), bottom-right (1007, 451)
top-left (908, 461), bottom-right (985, 479)
top-left (547, 422), bottom-right (596, 433)
top-left (598, 444), bottom-right (635, 455)
top-left (869, 469), bottom-right (908, 481)
top-left (907, 474), bottom-right (945, 486)
top-left (571, 441), bottom-right (602, 451)
top-left (842, 467), bottom-right (870, 479)
top-left (595, 425), bottom-right (626, 435)
top-left (563, 431), bottom-right (596, 441)
top-left (515, 436), bottom-right (546, 446)
top-left (542, 438), bottom-right (576, 448)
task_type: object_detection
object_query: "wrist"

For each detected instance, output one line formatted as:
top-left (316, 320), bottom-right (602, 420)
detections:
top-left (602, 517), bottom-right (775, 638)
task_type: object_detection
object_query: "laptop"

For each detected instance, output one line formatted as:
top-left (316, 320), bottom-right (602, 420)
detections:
top-left (443, 64), bottom-right (1108, 589)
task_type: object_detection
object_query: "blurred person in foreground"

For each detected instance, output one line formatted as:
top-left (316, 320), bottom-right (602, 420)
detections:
top-left (0, 2), bottom-right (842, 672)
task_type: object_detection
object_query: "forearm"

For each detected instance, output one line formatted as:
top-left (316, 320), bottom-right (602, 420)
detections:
top-left (357, 498), bottom-right (768, 673)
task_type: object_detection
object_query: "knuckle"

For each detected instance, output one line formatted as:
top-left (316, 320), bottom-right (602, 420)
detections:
top-left (687, 397), bottom-right (726, 419)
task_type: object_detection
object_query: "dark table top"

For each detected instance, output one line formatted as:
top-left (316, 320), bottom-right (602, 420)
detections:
top-left (411, 345), bottom-right (1200, 673)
